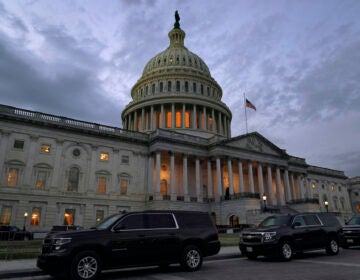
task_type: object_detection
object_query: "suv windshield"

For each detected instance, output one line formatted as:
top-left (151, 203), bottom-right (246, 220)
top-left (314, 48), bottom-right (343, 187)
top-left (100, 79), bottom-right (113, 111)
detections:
top-left (96, 214), bottom-right (123, 230)
top-left (347, 216), bottom-right (360, 225)
top-left (259, 216), bottom-right (291, 227)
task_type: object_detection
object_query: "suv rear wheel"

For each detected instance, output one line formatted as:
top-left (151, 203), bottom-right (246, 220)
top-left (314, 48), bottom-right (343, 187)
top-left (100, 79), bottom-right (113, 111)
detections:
top-left (181, 245), bottom-right (203, 271)
top-left (70, 251), bottom-right (101, 280)
top-left (279, 241), bottom-right (292, 261)
top-left (326, 238), bottom-right (339, 255)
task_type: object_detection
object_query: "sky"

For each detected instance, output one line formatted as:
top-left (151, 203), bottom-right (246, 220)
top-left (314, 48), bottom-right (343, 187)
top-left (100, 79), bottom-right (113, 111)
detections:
top-left (0, 0), bottom-right (359, 178)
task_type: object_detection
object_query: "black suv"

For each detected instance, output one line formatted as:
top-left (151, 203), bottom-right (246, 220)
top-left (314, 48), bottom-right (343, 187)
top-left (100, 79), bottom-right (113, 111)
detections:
top-left (340, 215), bottom-right (360, 248)
top-left (37, 210), bottom-right (220, 280)
top-left (239, 213), bottom-right (341, 261)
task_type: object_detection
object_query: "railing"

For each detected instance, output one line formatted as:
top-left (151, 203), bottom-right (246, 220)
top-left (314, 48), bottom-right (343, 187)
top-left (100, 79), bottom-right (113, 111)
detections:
top-left (287, 198), bottom-right (319, 205)
top-left (222, 192), bottom-right (260, 201)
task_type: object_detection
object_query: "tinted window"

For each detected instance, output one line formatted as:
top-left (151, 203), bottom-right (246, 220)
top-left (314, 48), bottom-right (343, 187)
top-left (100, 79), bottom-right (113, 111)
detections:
top-left (348, 216), bottom-right (360, 225)
top-left (259, 216), bottom-right (291, 227)
top-left (292, 216), bottom-right (306, 226)
top-left (118, 214), bottom-right (144, 230)
top-left (146, 214), bottom-right (176, 229)
top-left (303, 215), bottom-right (321, 226)
top-left (176, 212), bottom-right (213, 228)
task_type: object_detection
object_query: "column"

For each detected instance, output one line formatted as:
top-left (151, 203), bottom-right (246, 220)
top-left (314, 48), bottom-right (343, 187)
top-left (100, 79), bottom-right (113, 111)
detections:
top-left (134, 111), bottom-right (138, 131)
top-left (218, 112), bottom-right (222, 135)
top-left (23, 135), bottom-right (38, 186)
top-left (141, 108), bottom-right (145, 131)
top-left (161, 105), bottom-right (165, 128)
top-left (192, 104), bottom-right (197, 129)
top-left (147, 153), bottom-right (154, 196)
top-left (203, 106), bottom-right (207, 130)
top-left (212, 109), bottom-right (216, 133)
top-left (257, 163), bottom-right (264, 196)
top-left (183, 154), bottom-right (189, 200)
top-left (227, 158), bottom-right (234, 197)
top-left (195, 157), bottom-right (201, 199)
top-left (238, 159), bottom-right (245, 193)
top-left (290, 173), bottom-right (296, 200)
top-left (155, 151), bottom-right (161, 197)
top-left (223, 116), bottom-right (228, 137)
top-left (128, 114), bottom-right (132, 130)
top-left (284, 169), bottom-right (291, 202)
top-left (207, 159), bottom-right (213, 199)
top-left (299, 175), bottom-right (305, 199)
top-left (171, 103), bottom-right (175, 129)
top-left (248, 161), bottom-right (255, 193)
top-left (276, 167), bottom-right (284, 205)
top-left (216, 157), bottom-right (222, 200)
top-left (182, 104), bottom-right (186, 128)
top-left (150, 106), bottom-right (154, 130)
top-left (267, 165), bottom-right (276, 205)
top-left (170, 151), bottom-right (175, 199)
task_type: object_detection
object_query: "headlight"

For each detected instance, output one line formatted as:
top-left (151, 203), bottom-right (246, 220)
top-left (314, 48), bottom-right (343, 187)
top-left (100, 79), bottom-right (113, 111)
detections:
top-left (263, 232), bottom-right (276, 242)
top-left (53, 238), bottom-right (71, 247)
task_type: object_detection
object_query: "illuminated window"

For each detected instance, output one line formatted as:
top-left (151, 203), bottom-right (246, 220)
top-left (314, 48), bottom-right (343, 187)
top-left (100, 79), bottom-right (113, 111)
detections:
top-left (64, 209), bottom-right (75, 225)
top-left (185, 111), bottom-right (191, 128)
top-left (30, 207), bottom-right (41, 226)
top-left (121, 155), bottom-right (129, 164)
top-left (176, 111), bottom-right (181, 127)
top-left (7, 168), bottom-right (19, 187)
top-left (67, 167), bottom-right (79, 191)
top-left (120, 179), bottom-right (128, 195)
top-left (311, 183), bottom-right (316, 189)
top-left (166, 111), bottom-right (172, 127)
top-left (356, 204), bottom-right (360, 213)
top-left (40, 144), bottom-right (51, 153)
top-left (209, 117), bottom-right (213, 130)
top-left (331, 185), bottom-right (335, 191)
top-left (0, 206), bottom-right (12, 225)
top-left (13, 140), bottom-right (24, 150)
top-left (35, 171), bottom-right (47, 190)
top-left (229, 215), bottom-right (239, 227)
top-left (98, 177), bottom-right (107, 194)
top-left (169, 56), bottom-right (173, 63)
top-left (96, 210), bottom-right (104, 223)
top-left (160, 179), bottom-right (168, 196)
top-left (100, 153), bottom-right (109, 161)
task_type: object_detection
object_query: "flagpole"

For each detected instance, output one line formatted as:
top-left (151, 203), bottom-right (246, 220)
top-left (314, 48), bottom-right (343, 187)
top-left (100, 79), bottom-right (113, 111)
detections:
top-left (244, 92), bottom-right (248, 134)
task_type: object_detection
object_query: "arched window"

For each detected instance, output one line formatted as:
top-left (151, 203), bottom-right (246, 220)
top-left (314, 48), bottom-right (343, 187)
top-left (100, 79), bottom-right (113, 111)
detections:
top-left (229, 215), bottom-right (239, 227)
top-left (176, 81), bottom-right (180, 92)
top-left (159, 82), bottom-right (163, 92)
top-left (67, 167), bottom-right (79, 192)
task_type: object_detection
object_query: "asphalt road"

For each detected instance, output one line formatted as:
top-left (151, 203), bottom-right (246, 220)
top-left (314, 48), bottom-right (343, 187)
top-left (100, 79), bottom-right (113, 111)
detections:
top-left (12, 248), bottom-right (360, 280)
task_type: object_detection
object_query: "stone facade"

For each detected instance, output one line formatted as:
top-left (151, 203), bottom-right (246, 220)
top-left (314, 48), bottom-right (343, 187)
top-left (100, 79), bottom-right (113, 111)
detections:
top-left (0, 14), bottom-right (356, 231)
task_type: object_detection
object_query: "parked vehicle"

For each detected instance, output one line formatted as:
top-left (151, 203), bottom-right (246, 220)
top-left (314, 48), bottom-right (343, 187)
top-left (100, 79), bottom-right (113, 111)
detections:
top-left (37, 210), bottom-right (220, 280)
top-left (0, 225), bottom-right (34, 241)
top-left (340, 215), bottom-right (360, 248)
top-left (239, 213), bottom-right (341, 261)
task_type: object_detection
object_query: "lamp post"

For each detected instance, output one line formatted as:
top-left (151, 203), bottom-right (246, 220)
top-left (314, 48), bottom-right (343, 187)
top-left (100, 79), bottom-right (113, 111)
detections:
top-left (262, 193), bottom-right (267, 212)
top-left (23, 211), bottom-right (28, 231)
top-left (324, 200), bottom-right (329, 212)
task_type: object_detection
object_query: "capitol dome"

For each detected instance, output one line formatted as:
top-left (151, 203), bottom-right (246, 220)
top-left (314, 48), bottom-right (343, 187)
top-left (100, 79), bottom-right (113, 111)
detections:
top-left (122, 12), bottom-right (232, 138)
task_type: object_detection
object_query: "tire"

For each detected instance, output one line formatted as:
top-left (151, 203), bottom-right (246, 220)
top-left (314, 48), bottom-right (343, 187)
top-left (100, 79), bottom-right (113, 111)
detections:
top-left (279, 241), bottom-right (292, 261)
top-left (70, 251), bottom-right (101, 280)
top-left (180, 245), bottom-right (203, 271)
top-left (326, 238), bottom-right (339, 255)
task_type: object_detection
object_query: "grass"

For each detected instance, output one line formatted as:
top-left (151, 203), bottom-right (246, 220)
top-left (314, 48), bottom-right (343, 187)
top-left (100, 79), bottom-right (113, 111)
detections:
top-left (0, 234), bottom-right (239, 260)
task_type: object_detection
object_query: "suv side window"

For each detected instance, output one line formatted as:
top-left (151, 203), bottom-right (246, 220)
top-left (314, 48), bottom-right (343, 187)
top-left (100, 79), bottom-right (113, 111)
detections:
top-left (303, 215), bottom-right (321, 226)
top-left (293, 216), bottom-right (306, 227)
top-left (116, 214), bottom-right (144, 230)
top-left (146, 213), bottom-right (177, 229)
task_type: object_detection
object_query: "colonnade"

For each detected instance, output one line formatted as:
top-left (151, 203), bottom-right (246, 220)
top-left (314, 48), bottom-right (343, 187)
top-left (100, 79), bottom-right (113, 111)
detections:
top-left (123, 103), bottom-right (231, 137)
top-left (147, 150), bottom-right (309, 206)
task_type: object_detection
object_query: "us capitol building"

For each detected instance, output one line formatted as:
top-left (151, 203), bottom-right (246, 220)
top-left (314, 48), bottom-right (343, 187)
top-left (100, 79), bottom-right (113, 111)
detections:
top-left (0, 13), bottom-right (358, 230)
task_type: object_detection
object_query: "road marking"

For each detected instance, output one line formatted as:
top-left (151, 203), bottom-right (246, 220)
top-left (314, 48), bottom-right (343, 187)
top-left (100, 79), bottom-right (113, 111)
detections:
top-left (297, 259), bottom-right (360, 268)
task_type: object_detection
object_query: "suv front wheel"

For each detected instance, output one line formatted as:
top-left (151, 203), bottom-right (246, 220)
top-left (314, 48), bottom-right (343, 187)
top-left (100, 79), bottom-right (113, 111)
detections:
top-left (70, 250), bottom-right (101, 280)
top-left (181, 245), bottom-right (203, 271)
top-left (326, 237), bottom-right (339, 255)
top-left (279, 241), bottom-right (292, 261)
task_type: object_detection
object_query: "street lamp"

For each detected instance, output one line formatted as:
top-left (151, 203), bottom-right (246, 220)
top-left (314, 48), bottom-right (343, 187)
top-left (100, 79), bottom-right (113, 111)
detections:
top-left (262, 193), bottom-right (267, 212)
top-left (23, 211), bottom-right (28, 231)
top-left (324, 200), bottom-right (329, 212)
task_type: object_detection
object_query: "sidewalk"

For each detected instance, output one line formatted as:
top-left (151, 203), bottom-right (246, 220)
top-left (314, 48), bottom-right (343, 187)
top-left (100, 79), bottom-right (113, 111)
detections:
top-left (0, 246), bottom-right (241, 279)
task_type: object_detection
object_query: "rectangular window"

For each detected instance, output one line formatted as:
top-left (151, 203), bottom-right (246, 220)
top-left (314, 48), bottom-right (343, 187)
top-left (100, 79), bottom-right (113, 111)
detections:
top-left (166, 111), bottom-right (172, 128)
top-left (0, 206), bottom-right (12, 225)
top-left (120, 179), bottom-right (128, 195)
top-left (30, 207), bottom-right (41, 226)
top-left (146, 213), bottom-right (176, 229)
top-left (175, 111), bottom-right (181, 127)
top-left (167, 81), bottom-right (171, 91)
top-left (96, 210), bottom-right (104, 223)
top-left (121, 156), bottom-right (129, 164)
top-left (185, 81), bottom-right (189, 92)
top-left (176, 81), bottom-right (180, 92)
top-left (185, 111), bottom-right (191, 128)
top-left (7, 168), bottom-right (19, 187)
top-left (35, 171), bottom-right (47, 190)
top-left (100, 152), bottom-right (109, 161)
top-left (98, 177), bottom-right (107, 194)
top-left (13, 140), bottom-right (24, 150)
top-left (159, 82), bottom-right (163, 92)
top-left (152, 84), bottom-right (155, 93)
top-left (40, 144), bottom-right (51, 153)
top-left (64, 209), bottom-right (75, 225)
top-left (193, 82), bottom-right (197, 93)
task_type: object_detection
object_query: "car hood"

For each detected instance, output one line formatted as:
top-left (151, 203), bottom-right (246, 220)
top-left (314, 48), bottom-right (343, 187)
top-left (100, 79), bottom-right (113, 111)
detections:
top-left (242, 226), bottom-right (285, 233)
top-left (342, 225), bottom-right (360, 230)
top-left (46, 229), bottom-right (105, 239)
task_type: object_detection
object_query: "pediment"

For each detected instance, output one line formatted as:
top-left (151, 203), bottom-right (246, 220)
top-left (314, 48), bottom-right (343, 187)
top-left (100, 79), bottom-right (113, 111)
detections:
top-left (222, 132), bottom-right (286, 156)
